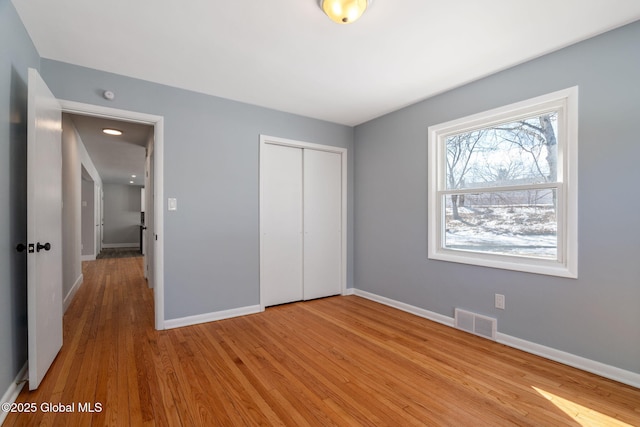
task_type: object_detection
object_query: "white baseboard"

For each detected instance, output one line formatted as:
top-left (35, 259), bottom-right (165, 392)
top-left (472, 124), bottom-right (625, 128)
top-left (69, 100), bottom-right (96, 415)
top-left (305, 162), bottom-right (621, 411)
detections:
top-left (63, 274), bottom-right (83, 313)
top-left (102, 243), bottom-right (140, 249)
top-left (0, 362), bottom-right (28, 426)
top-left (352, 289), bottom-right (640, 389)
top-left (164, 305), bottom-right (262, 330)
top-left (81, 254), bottom-right (96, 261)
top-left (353, 289), bottom-right (454, 327)
top-left (496, 333), bottom-right (640, 389)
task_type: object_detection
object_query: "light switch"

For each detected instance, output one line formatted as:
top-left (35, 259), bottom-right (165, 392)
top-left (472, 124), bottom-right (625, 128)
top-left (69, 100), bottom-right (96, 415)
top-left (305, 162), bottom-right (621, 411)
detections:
top-left (168, 198), bottom-right (177, 211)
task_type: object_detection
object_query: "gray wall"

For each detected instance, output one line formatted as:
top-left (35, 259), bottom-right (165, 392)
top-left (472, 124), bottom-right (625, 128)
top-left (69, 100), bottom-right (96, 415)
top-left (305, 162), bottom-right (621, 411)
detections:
top-left (103, 183), bottom-right (142, 245)
top-left (0, 0), bottom-right (40, 398)
top-left (354, 21), bottom-right (640, 374)
top-left (39, 58), bottom-right (355, 319)
top-left (61, 114), bottom-right (82, 298)
top-left (60, 114), bottom-right (102, 301)
top-left (81, 176), bottom-right (95, 256)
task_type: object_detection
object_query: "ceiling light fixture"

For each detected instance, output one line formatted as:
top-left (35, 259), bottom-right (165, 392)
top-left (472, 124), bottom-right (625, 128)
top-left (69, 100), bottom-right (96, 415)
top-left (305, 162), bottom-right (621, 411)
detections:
top-left (102, 128), bottom-right (123, 136)
top-left (319, 0), bottom-right (372, 24)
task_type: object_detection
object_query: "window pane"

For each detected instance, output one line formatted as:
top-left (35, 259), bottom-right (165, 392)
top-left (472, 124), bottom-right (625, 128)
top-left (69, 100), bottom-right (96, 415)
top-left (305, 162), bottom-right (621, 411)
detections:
top-left (445, 112), bottom-right (558, 190)
top-left (443, 189), bottom-right (557, 259)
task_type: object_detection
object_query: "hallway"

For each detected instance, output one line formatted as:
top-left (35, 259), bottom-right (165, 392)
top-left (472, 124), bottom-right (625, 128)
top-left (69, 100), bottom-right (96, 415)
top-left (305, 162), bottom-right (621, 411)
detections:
top-left (6, 257), bottom-right (154, 425)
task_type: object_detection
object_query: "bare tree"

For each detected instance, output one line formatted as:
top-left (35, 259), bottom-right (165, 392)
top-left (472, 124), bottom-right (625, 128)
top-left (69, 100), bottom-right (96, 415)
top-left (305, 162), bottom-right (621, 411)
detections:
top-left (445, 113), bottom-right (558, 220)
top-left (491, 113), bottom-right (558, 204)
top-left (492, 113), bottom-right (557, 183)
top-left (445, 130), bottom-right (485, 219)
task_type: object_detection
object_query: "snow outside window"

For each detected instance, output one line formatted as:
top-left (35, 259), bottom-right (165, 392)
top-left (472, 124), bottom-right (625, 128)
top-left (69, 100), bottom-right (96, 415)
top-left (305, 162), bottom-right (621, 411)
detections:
top-left (428, 88), bottom-right (578, 278)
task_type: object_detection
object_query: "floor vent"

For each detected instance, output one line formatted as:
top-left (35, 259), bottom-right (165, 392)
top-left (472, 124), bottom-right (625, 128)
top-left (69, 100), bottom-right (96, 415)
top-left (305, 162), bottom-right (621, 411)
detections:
top-left (454, 308), bottom-right (497, 341)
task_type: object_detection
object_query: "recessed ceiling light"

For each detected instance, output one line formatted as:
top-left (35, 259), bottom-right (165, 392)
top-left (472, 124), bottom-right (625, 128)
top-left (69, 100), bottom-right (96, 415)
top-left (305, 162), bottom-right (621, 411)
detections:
top-left (102, 128), bottom-right (123, 136)
top-left (131, 175), bottom-right (137, 178)
top-left (129, 180), bottom-right (134, 184)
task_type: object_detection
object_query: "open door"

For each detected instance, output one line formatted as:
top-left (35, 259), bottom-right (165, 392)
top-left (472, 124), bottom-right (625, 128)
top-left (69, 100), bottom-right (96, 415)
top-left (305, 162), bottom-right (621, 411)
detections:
top-left (26, 68), bottom-right (63, 390)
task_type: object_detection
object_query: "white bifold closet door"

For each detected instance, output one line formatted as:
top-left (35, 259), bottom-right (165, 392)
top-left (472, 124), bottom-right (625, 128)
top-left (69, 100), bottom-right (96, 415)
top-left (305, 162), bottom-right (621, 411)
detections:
top-left (261, 144), bottom-right (304, 307)
top-left (302, 149), bottom-right (342, 300)
top-left (261, 143), bottom-right (342, 307)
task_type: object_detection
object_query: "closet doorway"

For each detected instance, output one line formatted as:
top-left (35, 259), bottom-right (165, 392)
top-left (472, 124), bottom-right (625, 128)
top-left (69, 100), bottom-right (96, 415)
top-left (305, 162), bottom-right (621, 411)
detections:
top-left (259, 135), bottom-right (347, 308)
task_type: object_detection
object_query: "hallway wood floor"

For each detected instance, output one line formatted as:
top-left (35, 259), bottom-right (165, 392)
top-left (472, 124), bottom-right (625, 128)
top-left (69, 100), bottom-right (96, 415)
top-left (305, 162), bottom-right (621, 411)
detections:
top-left (5, 257), bottom-right (640, 426)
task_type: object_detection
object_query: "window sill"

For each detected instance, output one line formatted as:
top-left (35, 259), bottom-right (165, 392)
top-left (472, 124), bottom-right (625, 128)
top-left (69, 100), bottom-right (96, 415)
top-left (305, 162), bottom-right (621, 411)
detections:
top-left (428, 248), bottom-right (578, 278)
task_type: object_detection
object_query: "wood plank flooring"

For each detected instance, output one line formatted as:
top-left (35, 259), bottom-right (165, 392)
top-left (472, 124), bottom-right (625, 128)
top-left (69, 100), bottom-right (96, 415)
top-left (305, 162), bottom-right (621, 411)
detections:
top-left (4, 257), bottom-right (640, 426)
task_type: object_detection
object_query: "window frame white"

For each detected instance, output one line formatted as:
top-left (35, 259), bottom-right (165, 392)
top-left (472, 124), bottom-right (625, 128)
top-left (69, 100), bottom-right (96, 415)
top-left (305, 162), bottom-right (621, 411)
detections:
top-left (427, 87), bottom-right (578, 278)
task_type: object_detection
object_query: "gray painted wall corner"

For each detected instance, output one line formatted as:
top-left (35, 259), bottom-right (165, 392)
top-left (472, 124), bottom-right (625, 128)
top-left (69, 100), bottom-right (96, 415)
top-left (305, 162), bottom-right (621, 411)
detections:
top-left (61, 115), bottom-right (83, 298)
top-left (353, 21), bottom-right (640, 374)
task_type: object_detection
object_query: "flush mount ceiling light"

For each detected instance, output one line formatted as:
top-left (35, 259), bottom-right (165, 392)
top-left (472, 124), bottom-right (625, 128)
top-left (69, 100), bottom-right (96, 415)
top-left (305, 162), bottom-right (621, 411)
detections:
top-left (102, 128), bottom-right (123, 136)
top-left (319, 0), bottom-right (373, 24)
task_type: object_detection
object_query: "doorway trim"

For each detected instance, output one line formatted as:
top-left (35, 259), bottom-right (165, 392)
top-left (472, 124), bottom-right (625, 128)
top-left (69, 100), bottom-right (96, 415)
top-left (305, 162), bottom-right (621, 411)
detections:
top-left (259, 134), bottom-right (348, 311)
top-left (59, 99), bottom-right (165, 330)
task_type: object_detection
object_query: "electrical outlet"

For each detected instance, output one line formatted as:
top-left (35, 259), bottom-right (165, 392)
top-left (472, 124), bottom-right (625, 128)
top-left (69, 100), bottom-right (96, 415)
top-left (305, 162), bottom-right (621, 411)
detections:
top-left (495, 294), bottom-right (505, 310)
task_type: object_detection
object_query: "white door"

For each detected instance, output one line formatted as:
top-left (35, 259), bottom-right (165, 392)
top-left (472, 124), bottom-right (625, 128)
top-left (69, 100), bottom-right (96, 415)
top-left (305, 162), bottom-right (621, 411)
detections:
top-left (26, 68), bottom-right (63, 390)
top-left (261, 144), bottom-right (304, 306)
top-left (303, 149), bottom-right (342, 300)
top-left (260, 137), bottom-right (345, 307)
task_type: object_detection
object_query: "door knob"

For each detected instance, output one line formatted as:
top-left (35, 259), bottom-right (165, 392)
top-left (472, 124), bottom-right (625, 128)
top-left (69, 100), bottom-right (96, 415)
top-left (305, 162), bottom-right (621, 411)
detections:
top-left (36, 242), bottom-right (51, 252)
top-left (16, 243), bottom-right (27, 253)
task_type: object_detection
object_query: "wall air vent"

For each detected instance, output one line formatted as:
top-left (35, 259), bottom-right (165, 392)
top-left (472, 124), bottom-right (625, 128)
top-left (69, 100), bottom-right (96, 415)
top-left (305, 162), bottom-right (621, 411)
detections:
top-left (454, 308), bottom-right (497, 341)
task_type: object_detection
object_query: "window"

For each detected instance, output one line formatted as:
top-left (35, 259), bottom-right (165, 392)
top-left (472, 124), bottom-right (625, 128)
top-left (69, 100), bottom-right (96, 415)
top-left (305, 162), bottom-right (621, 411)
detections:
top-left (428, 87), bottom-right (578, 278)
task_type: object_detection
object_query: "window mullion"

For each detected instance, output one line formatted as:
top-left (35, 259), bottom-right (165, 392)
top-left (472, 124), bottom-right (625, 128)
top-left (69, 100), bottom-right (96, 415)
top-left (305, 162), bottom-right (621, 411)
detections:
top-left (438, 182), bottom-right (560, 196)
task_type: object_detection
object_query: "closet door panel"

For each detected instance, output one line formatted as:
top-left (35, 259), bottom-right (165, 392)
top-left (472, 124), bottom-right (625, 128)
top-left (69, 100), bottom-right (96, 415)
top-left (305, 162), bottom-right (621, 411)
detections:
top-left (261, 144), bottom-right (303, 306)
top-left (303, 149), bottom-right (342, 300)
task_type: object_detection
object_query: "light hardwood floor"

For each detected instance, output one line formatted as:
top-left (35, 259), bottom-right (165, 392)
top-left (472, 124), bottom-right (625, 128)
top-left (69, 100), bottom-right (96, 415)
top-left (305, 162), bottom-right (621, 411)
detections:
top-left (5, 257), bottom-right (640, 426)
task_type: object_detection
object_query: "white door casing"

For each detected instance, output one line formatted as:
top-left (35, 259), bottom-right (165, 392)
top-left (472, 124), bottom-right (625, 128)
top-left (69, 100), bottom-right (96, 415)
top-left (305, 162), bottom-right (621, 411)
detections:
top-left (27, 68), bottom-right (63, 390)
top-left (145, 140), bottom-right (155, 288)
top-left (94, 183), bottom-right (100, 256)
top-left (100, 187), bottom-right (104, 253)
top-left (58, 99), bottom-right (165, 330)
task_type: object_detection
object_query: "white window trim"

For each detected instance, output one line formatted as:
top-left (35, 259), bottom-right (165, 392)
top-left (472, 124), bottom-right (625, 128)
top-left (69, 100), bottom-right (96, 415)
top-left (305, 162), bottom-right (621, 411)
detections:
top-left (428, 87), bottom-right (578, 278)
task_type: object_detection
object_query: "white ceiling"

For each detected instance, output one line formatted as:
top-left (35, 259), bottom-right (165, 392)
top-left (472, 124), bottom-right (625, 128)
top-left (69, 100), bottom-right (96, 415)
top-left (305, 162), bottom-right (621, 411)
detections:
top-left (67, 114), bottom-right (151, 186)
top-left (12, 0), bottom-right (640, 126)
